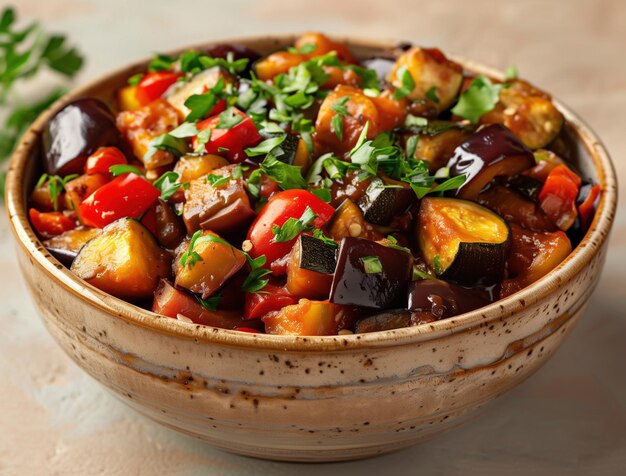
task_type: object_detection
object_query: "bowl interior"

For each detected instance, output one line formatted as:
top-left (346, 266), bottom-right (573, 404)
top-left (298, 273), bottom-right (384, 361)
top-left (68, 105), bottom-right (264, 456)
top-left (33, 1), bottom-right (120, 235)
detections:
top-left (6, 35), bottom-right (617, 351)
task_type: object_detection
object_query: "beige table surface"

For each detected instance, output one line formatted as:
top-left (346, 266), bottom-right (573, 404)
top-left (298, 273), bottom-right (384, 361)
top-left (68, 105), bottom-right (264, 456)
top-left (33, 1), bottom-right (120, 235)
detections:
top-left (1, 1), bottom-right (625, 474)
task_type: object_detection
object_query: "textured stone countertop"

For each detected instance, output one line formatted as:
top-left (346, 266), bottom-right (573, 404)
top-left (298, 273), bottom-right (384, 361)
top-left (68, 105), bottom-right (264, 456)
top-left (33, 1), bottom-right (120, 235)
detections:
top-left (1, 1), bottom-right (625, 474)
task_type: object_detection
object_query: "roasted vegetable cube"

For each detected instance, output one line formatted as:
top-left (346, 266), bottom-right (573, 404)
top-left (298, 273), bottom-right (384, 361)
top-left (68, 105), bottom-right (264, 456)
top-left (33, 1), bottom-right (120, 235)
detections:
top-left (330, 237), bottom-right (413, 309)
top-left (71, 218), bottom-right (170, 300)
top-left (173, 230), bottom-right (246, 299)
top-left (286, 234), bottom-right (336, 299)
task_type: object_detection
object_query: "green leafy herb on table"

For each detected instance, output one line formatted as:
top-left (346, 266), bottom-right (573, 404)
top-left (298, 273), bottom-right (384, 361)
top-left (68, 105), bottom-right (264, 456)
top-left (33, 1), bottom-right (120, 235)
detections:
top-left (0, 6), bottom-right (84, 198)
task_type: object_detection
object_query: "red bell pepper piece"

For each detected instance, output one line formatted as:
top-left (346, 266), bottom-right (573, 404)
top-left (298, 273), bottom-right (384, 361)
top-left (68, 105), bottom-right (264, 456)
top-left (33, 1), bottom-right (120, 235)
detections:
top-left (79, 173), bottom-right (160, 228)
top-left (192, 108), bottom-right (261, 162)
top-left (140, 204), bottom-right (158, 236)
top-left (136, 71), bottom-right (182, 106)
top-left (578, 184), bottom-right (600, 230)
top-left (244, 284), bottom-right (299, 319)
top-left (84, 147), bottom-right (127, 175)
top-left (247, 189), bottom-right (335, 274)
top-left (29, 208), bottom-right (76, 236)
top-left (538, 164), bottom-right (581, 231)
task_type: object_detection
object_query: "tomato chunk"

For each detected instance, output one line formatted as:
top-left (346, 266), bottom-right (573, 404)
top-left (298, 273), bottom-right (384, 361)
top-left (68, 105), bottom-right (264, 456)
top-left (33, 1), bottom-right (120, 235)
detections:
top-left (192, 108), bottom-right (261, 163)
top-left (136, 71), bottom-right (182, 106)
top-left (79, 173), bottom-right (160, 228)
top-left (244, 284), bottom-right (299, 319)
top-left (246, 190), bottom-right (335, 274)
top-left (84, 147), bottom-right (127, 175)
top-left (29, 208), bottom-right (76, 237)
top-left (538, 164), bottom-right (581, 231)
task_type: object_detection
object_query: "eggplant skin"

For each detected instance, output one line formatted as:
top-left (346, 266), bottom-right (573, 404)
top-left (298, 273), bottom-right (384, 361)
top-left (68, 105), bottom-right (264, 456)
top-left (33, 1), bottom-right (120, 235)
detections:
top-left (71, 219), bottom-right (170, 301)
top-left (330, 237), bottom-right (413, 309)
top-left (447, 124), bottom-right (534, 200)
top-left (441, 241), bottom-right (509, 286)
top-left (298, 234), bottom-right (337, 275)
top-left (42, 98), bottom-right (128, 176)
top-left (407, 279), bottom-right (490, 318)
top-left (357, 178), bottom-right (414, 226)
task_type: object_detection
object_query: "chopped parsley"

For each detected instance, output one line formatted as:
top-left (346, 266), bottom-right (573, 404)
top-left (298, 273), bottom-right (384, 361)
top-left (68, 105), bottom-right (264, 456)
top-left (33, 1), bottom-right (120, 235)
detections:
top-left (217, 107), bottom-right (244, 129)
top-left (330, 95), bottom-right (350, 141)
top-left (426, 86), bottom-right (439, 103)
top-left (504, 66), bottom-right (518, 80)
top-left (392, 65), bottom-right (415, 100)
top-left (154, 171), bottom-right (187, 201)
top-left (109, 164), bottom-right (144, 177)
top-left (35, 173), bottom-right (78, 210)
top-left (206, 174), bottom-right (230, 187)
top-left (361, 256), bottom-right (383, 274)
top-left (312, 228), bottom-right (337, 248)
top-left (195, 294), bottom-right (221, 311)
top-left (433, 255), bottom-right (443, 275)
top-left (451, 75), bottom-right (502, 123)
top-left (271, 206), bottom-right (317, 243)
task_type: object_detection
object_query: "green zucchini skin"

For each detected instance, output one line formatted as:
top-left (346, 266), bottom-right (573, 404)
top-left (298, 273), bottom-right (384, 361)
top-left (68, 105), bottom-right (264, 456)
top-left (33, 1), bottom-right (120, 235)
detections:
top-left (440, 240), bottom-right (510, 286)
top-left (298, 234), bottom-right (337, 275)
top-left (418, 197), bottom-right (511, 287)
top-left (357, 179), bottom-right (414, 225)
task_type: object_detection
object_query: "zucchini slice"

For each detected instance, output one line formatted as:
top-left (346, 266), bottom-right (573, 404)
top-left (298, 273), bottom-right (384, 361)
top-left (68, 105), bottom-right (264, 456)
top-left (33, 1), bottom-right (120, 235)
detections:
top-left (417, 197), bottom-right (510, 285)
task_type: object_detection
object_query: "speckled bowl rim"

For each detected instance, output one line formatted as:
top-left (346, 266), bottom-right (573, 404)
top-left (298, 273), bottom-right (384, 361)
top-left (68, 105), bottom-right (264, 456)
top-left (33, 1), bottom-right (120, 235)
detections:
top-left (5, 35), bottom-right (618, 352)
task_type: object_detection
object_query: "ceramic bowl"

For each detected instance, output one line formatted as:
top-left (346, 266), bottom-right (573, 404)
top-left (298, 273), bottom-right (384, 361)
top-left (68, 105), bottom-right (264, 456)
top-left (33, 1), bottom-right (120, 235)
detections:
top-left (5, 36), bottom-right (617, 462)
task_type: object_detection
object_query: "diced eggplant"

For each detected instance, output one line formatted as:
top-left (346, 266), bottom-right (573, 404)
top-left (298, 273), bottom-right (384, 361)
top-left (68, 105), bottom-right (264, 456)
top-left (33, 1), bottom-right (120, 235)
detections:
top-left (478, 184), bottom-right (556, 232)
top-left (173, 230), bottom-right (246, 299)
top-left (354, 310), bottom-right (412, 333)
top-left (42, 98), bottom-right (128, 176)
top-left (327, 199), bottom-right (381, 241)
top-left (71, 218), bottom-right (170, 300)
top-left (182, 165), bottom-right (256, 235)
top-left (116, 99), bottom-right (180, 171)
top-left (447, 124), bottom-right (535, 200)
top-left (165, 67), bottom-right (234, 117)
top-left (155, 198), bottom-right (186, 249)
top-left (43, 227), bottom-right (100, 266)
top-left (500, 224), bottom-right (571, 298)
top-left (152, 279), bottom-right (244, 329)
top-left (481, 80), bottom-right (563, 149)
top-left (330, 237), bottom-right (413, 309)
top-left (270, 133), bottom-right (300, 165)
top-left (285, 235), bottom-right (336, 299)
top-left (406, 126), bottom-right (473, 173)
top-left (262, 299), bottom-right (342, 336)
top-left (173, 154), bottom-right (229, 183)
top-left (298, 234), bottom-right (337, 274)
top-left (505, 174), bottom-right (543, 202)
top-left (356, 177), bottom-right (415, 226)
top-left (417, 197), bottom-right (510, 286)
top-left (407, 279), bottom-right (490, 318)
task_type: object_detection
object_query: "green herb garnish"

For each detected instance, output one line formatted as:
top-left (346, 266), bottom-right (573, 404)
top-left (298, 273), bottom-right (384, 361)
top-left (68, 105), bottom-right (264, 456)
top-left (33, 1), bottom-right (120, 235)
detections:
top-left (451, 75), bottom-right (502, 123)
top-left (109, 164), bottom-right (144, 177)
top-left (271, 206), bottom-right (317, 243)
top-left (361, 256), bottom-right (383, 274)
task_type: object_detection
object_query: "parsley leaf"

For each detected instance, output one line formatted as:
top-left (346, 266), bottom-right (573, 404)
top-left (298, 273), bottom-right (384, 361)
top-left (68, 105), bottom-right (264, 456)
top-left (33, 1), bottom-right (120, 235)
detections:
top-left (271, 206), bottom-right (317, 243)
top-left (145, 133), bottom-right (188, 161)
top-left (184, 77), bottom-right (225, 121)
top-left (393, 65), bottom-right (415, 100)
top-left (451, 75), bottom-right (502, 123)
top-left (35, 173), bottom-right (77, 210)
top-left (206, 174), bottom-right (230, 187)
top-left (180, 230), bottom-right (205, 267)
top-left (241, 255), bottom-right (272, 293)
top-left (244, 135), bottom-right (286, 157)
top-left (433, 255), bottom-right (443, 275)
top-left (195, 294), bottom-right (221, 311)
top-left (426, 86), bottom-right (439, 103)
top-left (505, 66), bottom-right (518, 80)
top-left (312, 228), bottom-right (337, 248)
top-left (217, 107), bottom-right (244, 129)
top-left (385, 235), bottom-right (411, 253)
top-left (109, 164), bottom-right (144, 177)
top-left (168, 122), bottom-right (200, 138)
top-left (330, 95), bottom-right (350, 141)
top-left (310, 187), bottom-right (331, 203)
top-left (361, 256), bottom-right (383, 274)
top-left (154, 171), bottom-right (187, 201)
top-left (127, 73), bottom-right (144, 86)
top-left (259, 154), bottom-right (307, 190)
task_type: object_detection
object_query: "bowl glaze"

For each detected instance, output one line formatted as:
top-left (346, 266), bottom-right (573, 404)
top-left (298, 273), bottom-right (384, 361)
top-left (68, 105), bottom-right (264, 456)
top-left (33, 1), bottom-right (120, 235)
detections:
top-left (5, 36), bottom-right (617, 462)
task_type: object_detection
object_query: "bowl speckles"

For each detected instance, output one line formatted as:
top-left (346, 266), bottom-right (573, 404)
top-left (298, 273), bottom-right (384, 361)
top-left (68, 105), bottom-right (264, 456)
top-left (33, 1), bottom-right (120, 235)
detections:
top-left (5, 36), bottom-right (617, 462)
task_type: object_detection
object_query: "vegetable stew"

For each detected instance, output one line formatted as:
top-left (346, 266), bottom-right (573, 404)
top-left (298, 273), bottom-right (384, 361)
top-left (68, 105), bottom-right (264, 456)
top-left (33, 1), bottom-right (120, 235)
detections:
top-left (28, 33), bottom-right (600, 336)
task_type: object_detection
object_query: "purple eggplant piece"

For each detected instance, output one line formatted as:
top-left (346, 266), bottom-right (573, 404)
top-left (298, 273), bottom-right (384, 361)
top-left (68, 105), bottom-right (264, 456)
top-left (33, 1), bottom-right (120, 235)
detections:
top-left (330, 237), bottom-right (413, 309)
top-left (447, 124), bottom-right (534, 200)
top-left (42, 98), bottom-right (128, 176)
top-left (407, 279), bottom-right (490, 319)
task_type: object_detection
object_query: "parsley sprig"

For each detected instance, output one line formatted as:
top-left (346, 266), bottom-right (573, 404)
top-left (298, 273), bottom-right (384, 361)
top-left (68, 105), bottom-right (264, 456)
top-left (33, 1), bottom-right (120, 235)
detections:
top-left (35, 173), bottom-right (78, 210)
top-left (451, 75), bottom-right (502, 123)
top-left (330, 95), bottom-right (350, 141)
top-left (271, 206), bottom-right (317, 243)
